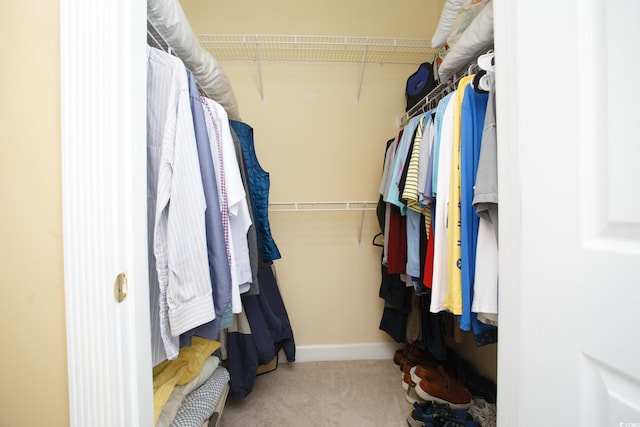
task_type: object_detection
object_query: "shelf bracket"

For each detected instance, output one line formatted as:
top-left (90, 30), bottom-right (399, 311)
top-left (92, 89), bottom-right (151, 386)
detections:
top-left (356, 38), bottom-right (369, 104)
top-left (256, 35), bottom-right (265, 104)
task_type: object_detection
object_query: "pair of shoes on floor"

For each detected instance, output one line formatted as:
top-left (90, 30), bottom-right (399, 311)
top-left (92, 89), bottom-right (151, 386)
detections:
top-left (408, 363), bottom-right (472, 410)
top-left (407, 401), bottom-right (479, 427)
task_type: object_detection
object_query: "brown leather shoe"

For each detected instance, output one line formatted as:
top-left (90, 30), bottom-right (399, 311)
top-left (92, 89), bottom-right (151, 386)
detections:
top-left (415, 375), bottom-right (472, 410)
top-left (410, 363), bottom-right (448, 385)
top-left (400, 357), bottom-right (419, 374)
top-left (393, 349), bottom-right (404, 366)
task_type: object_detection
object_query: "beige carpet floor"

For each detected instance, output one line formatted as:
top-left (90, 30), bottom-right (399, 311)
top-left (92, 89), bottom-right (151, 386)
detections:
top-left (219, 359), bottom-right (412, 427)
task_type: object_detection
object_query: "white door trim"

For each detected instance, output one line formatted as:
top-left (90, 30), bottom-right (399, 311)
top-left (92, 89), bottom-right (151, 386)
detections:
top-left (493, 1), bottom-right (521, 425)
top-left (60, 1), bottom-right (153, 425)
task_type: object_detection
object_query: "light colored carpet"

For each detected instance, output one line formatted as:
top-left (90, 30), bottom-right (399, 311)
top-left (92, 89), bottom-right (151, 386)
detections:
top-left (219, 359), bottom-right (411, 427)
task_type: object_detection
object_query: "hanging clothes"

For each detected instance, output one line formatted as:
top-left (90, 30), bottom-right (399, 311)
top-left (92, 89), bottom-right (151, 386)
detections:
top-left (459, 79), bottom-right (489, 332)
top-left (179, 70), bottom-right (232, 347)
top-left (472, 73), bottom-right (499, 327)
top-left (377, 65), bottom-right (499, 351)
top-left (229, 120), bottom-right (282, 263)
top-left (147, 47), bottom-right (215, 364)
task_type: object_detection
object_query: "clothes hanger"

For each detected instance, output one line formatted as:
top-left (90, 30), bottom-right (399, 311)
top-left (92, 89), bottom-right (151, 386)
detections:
top-left (478, 72), bottom-right (492, 91)
top-left (477, 51), bottom-right (495, 72)
top-left (472, 70), bottom-right (492, 93)
top-left (372, 232), bottom-right (384, 248)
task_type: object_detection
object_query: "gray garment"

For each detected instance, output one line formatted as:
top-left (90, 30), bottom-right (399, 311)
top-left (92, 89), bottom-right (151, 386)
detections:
top-left (169, 366), bottom-right (230, 427)
top-left (230, 126), bottom-right (260, 295)
top-left (472, 74), bottom-right (499, 241)
top-left (405, 208), bottom-right (422, 278)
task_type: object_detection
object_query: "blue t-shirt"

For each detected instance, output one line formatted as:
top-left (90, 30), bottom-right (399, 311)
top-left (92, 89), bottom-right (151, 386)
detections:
top-left (460, 83), bottom-right (489, 332)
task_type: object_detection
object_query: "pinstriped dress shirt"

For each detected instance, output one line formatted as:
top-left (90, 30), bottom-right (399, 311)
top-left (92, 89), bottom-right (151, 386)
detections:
top-left (147, 47), bottom-right (215, 363)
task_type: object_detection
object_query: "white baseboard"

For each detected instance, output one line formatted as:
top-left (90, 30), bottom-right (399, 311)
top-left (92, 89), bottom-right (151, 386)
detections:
top-left (281, 342), bottom-right (402, 363)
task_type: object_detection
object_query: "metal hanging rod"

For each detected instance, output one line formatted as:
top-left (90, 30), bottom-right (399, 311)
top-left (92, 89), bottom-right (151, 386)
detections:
top-left (147, 19), bottom-right (210, 98)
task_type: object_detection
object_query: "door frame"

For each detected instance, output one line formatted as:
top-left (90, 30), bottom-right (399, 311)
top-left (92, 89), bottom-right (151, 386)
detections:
top-left (60, 0), bottom-right (522, 425)
top-left (60, 0), bottom-right (153, 425)
top-left (493, 1), bottom-right (521, 425)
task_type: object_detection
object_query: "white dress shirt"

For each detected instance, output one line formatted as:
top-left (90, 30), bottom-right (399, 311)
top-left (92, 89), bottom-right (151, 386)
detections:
top-left (201, 97), bottom-right (253, 314)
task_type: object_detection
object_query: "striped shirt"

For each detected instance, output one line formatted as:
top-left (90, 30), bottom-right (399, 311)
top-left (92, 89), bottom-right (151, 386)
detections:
top-left (147, 47), bottom-right (215, 363)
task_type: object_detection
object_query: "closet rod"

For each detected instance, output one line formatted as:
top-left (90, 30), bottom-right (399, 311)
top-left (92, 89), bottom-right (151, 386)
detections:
top-left (269, 201), bottom-right (378, 247)
top-left (146, 19), bottom-right (210, 98)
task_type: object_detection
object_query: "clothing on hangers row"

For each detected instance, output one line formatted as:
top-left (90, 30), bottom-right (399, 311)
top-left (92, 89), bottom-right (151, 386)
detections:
top-left (377, 54), bottom-right (497, 354)
top-left (146, 46), bottom-right (295, 424)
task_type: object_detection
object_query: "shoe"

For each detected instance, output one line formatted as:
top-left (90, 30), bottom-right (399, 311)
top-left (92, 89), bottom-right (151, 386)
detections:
top-left (402, 370), bottom-right (412, 391)
top-left (408, 401), bottom-right (479, 427)
top-left (405, 381), bottom-right (424, 405)
top-left (409, 364), bottom-right (449, 385)
top-left (400, 357), bottom-right (419, 376)
top-left (415, 375), bottom-right (472, 410)
top-left (394, 343), bottom-right (413, 368)
top-left (394, 348), bottom-right (406, 366)
top-left (467, 398), bottom-right (496, 427)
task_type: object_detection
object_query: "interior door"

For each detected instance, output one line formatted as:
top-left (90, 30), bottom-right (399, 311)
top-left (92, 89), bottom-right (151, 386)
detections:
top-left (495, 0), bottom-right (640, 425)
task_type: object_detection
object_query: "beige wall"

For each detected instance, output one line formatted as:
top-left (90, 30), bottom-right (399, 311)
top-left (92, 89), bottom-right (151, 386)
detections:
top-left (183, 2), bottom-right (497, 385)
top-left (0, 1), bottom-right (69, 426)
top-left (181, 0), bottom-right (443, 346)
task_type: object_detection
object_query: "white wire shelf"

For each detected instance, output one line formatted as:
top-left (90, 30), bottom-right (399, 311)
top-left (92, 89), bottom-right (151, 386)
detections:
top-left (269, 201), bottom-right (379, 247)
top-left (268, 201), bottom-right (378, 212)
top-left (196, 34), bottom-right (438, 104)
top-left (197, 34), bottom-right (437, 65)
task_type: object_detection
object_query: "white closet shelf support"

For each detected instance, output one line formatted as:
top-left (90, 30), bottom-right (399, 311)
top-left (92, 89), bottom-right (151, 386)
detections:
top-left (269, 201), bottom-right (378, 247)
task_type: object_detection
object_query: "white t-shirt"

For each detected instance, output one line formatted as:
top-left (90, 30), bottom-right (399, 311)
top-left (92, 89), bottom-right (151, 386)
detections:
top-left (472, 216), bottom-right (498, 325)
top-left (430, 91), bottom-right (457, 313)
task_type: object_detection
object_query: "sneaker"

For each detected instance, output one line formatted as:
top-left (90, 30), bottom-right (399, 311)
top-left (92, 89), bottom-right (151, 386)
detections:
top-left (402, 371), bottom-right (413, 391)
top-left (415, 375), bottom-right (472, 410)
top-left (408, 401), bottom-right (479, 427)
top-left (467, 398), bottom-right (496, 427)
top-left (405, 381), bottom-right (424, 405)
top-left (409, 364), bottom-right (449, 385)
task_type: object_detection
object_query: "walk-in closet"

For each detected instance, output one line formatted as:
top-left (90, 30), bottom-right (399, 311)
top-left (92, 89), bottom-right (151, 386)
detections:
top-left (140, 0), bottom-right (501, 424)
top-left (4, 0), bottom-right (638, 426)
